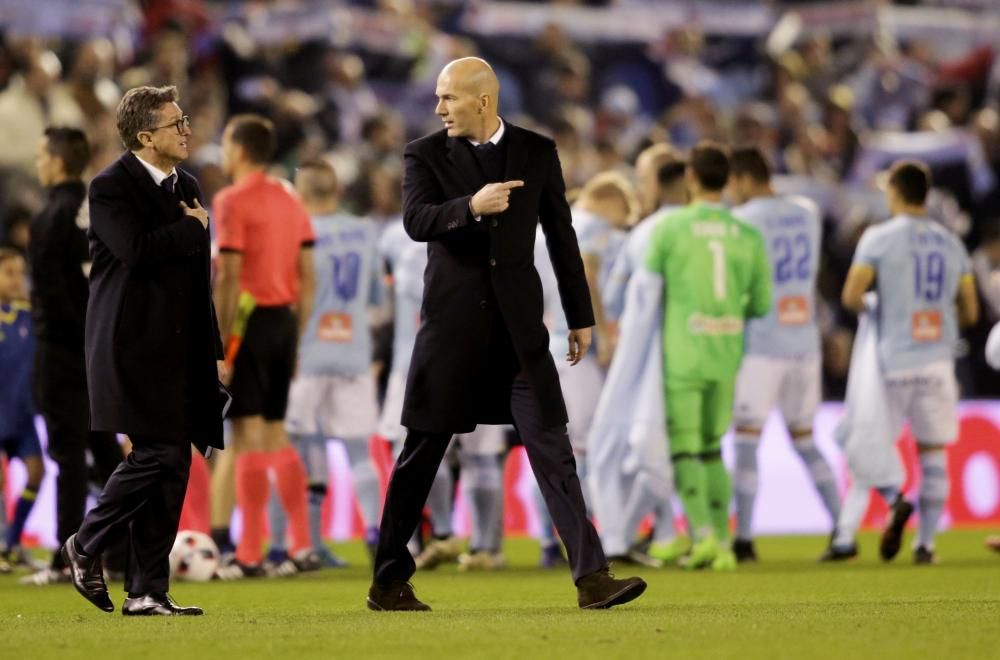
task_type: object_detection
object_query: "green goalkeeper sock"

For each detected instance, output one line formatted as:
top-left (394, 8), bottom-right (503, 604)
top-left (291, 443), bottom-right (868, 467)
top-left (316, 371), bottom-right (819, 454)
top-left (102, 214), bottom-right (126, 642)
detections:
top-left (672, 456), bottom-right (713, 541)
top-left (704, 454), bottom-right (732, 543)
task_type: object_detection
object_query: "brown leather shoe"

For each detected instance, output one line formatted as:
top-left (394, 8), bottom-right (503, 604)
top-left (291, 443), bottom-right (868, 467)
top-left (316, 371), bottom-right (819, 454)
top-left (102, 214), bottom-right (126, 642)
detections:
top-left (367, 581), bottom-right (432, 611)
top-left (576, 568), bottom-right (647, 610)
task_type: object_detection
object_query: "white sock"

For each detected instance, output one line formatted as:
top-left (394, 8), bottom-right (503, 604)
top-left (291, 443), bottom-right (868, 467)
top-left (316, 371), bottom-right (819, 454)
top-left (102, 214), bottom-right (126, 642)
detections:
top-left (733, 433), bottom-right (759, 541)
top-left (918, 450), bottom-right (948, 550)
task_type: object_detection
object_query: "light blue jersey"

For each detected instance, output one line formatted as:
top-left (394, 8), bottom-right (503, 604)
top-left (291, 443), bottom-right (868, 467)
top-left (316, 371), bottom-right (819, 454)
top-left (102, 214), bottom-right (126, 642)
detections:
top-left (604, 205), bottom-right (680, 320)
top-left (733, 195), bottom-right (822, 358)
top-left (534, 226), bottom-right (566, 357)
top-left (298, 213), bottom-right (385, 377)
top-left (853, 214), bottom-right (971, 371)
top-left (389, 240), bottom-right (428, 378)
top-left (378, 219), bottom-right (411, 275)
top-left (574, 208), bottom-right (627, 291)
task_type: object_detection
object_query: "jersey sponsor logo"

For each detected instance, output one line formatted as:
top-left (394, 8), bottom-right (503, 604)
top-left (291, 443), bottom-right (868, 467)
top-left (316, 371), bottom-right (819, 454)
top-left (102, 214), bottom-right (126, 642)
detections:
top-left (911, 310), bottom-right (943, 342)
top-left (691, 222), bottom-right (727, 237)
top-left (687, 313), bottom-right (744, 336)
top-left (318, 312), bottom-right (353, 342)
top-left (777, 295), bottom-right (810, 326)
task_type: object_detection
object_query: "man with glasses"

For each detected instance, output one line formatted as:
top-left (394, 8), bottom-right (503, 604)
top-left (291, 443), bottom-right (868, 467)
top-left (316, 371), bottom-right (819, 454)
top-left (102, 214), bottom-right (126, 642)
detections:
top-left (61, 86), bottom-right (226, 616)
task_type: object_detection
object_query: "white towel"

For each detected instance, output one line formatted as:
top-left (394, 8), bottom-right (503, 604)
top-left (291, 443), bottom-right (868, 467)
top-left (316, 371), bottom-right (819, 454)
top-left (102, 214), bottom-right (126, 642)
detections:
top-left (834, 294), bottom-right (904, 489)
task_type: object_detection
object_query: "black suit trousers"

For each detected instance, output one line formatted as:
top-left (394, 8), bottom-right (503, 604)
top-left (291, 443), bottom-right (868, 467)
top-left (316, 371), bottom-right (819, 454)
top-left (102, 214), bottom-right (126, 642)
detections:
top-left (374, 371), bottom-right (607, 585)
top-left (75, 434), bottom-right (191, 594)
top-left (33, 340), bottom-right (127, 571)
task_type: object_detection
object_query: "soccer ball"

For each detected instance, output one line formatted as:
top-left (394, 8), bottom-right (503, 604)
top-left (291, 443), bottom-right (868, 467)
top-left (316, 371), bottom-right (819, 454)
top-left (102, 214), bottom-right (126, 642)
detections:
top-left (169, 531), bottom-right (220, 582)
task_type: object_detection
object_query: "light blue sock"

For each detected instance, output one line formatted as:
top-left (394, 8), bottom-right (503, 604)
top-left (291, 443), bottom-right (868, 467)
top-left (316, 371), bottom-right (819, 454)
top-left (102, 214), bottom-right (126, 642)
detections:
top-left (426, 461), bottom-right (454, 537)
top-left (733, 434), bottom-right (759, 541)
top-left (876, 486), bottom-right (900, 503)
top-left (918, 451), bottom-right (948, 550)
top-left (793, 436), bottom-right (841, 525)
top-left (345, 440), bottom-right (382, 529)
top-left (460, 453), bottom-right (504, 552)
top-left (268, 486), bottom-right (287, 552)
top-left (292, 432), bottom-right (329, 551)
top-left (532, 477), bottom-right (556, 546)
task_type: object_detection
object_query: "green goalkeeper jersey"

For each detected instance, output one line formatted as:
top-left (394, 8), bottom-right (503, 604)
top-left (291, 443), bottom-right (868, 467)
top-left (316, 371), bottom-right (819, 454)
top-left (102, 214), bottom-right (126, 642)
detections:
top-left (644, 202), bottom-right (772, 381)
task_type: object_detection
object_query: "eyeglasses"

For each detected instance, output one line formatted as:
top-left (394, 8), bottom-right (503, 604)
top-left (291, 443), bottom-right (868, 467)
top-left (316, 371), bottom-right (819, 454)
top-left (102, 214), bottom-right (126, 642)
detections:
top-left (146, 115), bottom-right (191, 135)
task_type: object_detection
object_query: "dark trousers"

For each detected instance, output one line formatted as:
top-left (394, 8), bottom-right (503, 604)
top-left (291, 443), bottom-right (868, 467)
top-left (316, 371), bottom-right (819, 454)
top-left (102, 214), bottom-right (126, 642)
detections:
top-left (75, 434), bottom-right (191, 594)
top-left (33, 340), bottom-right (127, 571)
top-left (374, 371), bottom-right (606, 584)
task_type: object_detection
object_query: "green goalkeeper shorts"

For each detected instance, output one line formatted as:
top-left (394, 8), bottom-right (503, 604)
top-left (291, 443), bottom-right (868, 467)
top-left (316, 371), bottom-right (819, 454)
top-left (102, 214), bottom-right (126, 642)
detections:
top-left (665, 375), bottom-right (736, 457)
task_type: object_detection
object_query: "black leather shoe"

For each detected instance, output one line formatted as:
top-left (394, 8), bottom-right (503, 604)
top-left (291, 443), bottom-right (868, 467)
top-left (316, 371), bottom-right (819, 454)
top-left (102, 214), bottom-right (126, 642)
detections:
top-left (576, 568), bottom-right (647, 610)
top-left (880, 495), bottom-right (914, 562)
top-left (122, 593), bottom-right (203, 616)
top-left (367, 581), bottom-right (432, 611)
top-left (61, 534), bottom-right (113, 613)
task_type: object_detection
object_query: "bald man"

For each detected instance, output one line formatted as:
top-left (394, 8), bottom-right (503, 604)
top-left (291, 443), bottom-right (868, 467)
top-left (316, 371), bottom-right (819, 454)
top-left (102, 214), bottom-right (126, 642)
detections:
top-left (368, 58), bottom-right (646, 611)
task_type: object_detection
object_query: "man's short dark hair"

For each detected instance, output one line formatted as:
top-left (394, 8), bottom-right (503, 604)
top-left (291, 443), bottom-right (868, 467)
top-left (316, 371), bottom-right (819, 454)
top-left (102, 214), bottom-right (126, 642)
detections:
top-left (44, 127), bottom-right (91, 178)
top-left (888, 160), bottom-right (932, 205)
top-left (657, 160), bottom-right (687, 188)
top-left (729, 146), bottom-right (771, 183)
top-left (227, 114), bottom-right (277, 165)
top-left (689, 142), bottom-right (730, 191)
top-left (117, 85), bottom-right (178, 151)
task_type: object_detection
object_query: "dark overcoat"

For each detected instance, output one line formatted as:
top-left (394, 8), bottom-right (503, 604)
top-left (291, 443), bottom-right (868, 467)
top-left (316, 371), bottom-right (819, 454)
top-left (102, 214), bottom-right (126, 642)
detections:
top-left (85, 151), bottom-right (225, 454)
top-left (400, 122), bottom-right (594, 433)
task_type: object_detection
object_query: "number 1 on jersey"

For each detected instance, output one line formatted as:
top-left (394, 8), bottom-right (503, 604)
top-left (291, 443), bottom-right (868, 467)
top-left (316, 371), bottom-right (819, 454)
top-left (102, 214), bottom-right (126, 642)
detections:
top-left (708, 239), bottom-right (726, 300)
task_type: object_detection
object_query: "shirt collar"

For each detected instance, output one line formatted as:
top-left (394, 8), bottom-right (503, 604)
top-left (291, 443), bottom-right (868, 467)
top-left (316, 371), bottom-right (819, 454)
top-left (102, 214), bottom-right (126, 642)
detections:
top-left (134, 152), bottom-right (177, 188)
top-left (467, 117), bottom-right (505, 147)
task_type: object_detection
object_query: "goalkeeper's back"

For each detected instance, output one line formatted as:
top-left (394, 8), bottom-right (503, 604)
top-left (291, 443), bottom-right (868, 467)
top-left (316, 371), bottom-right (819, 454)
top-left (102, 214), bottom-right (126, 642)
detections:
top-left (644, 146), bottom-right (772, 382)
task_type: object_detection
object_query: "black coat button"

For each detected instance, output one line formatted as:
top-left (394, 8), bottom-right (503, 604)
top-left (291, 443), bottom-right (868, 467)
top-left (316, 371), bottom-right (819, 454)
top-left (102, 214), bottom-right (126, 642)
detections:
top-left (480, 300), bottom-right (487, 309)
top-left (491, 219), bottom-right (498, 228)
top-left (489, 258), bottom-right (496, 267)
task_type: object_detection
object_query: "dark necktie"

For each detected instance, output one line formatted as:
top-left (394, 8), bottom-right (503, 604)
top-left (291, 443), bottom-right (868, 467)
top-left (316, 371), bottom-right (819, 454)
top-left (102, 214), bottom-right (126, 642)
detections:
top-left (162, 174), bottom-right (177, 196)
top-left (475, 141), bottom-right (497, 155)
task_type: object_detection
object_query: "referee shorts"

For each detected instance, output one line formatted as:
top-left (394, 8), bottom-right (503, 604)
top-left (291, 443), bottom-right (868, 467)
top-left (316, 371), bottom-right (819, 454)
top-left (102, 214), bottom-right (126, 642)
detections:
top-left (229, 305), bottom-right (298, 421)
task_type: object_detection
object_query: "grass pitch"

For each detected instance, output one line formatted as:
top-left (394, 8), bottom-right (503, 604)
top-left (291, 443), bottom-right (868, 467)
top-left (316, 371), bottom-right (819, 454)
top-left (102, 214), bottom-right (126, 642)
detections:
top-left (1, 531), bottom-right (998, 660)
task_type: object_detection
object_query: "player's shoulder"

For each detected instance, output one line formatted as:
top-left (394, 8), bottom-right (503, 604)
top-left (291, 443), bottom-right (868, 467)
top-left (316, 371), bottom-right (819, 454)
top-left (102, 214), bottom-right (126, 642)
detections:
top-left (782, 194), bottom-right (821, 222)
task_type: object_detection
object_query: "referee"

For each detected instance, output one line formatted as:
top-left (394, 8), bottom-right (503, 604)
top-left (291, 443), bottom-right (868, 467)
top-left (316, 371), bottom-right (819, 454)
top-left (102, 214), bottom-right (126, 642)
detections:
top-left (212, 115), bottom-right (318, 577)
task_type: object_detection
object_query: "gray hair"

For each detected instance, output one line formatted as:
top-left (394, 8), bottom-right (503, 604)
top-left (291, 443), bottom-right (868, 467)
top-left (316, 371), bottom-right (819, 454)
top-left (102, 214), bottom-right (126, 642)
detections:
top-left (116, 85), bottom-right (178, 151)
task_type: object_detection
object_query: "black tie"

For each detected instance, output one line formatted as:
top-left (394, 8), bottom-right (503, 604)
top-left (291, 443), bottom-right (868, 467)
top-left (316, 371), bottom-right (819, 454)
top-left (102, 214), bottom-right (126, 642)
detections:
top-left (162, 174), bottom-right (177, 196)
top-left (475, 141), bottom-right (496, 155)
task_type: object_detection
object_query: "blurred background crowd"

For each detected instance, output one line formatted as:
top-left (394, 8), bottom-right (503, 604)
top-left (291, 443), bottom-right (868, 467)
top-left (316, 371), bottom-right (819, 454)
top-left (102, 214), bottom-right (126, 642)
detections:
top-left (1, 0), bottom-right (999, 399)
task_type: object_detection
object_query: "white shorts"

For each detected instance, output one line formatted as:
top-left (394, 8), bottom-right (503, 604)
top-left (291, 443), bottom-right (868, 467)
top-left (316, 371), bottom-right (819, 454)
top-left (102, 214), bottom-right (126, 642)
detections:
top-left (884, 360), bottom-right (959, 446)
top-left (285, 373), bottom-right (379, 441)
top-left (377, 371), bottom-right (407, 443)
top-left (455, 425), bottom-right (506, 456)
top-left (558, 353), bottom-right (605, 453)
top-left (734, 354), bottom-right (821, 431)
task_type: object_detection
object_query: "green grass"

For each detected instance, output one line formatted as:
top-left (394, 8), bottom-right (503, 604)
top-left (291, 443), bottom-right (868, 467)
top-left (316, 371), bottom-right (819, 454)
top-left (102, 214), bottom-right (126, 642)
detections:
top-left (1, 531), bottom-right (999, 659)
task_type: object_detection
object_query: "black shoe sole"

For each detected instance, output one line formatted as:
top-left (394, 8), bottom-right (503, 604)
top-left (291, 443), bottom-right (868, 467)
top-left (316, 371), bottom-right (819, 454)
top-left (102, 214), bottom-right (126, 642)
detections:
top-left (580, 580), bottom-right (648, 610)
top-left (366, 597), bottom-right (432, 612)
top-left (880, 501), bottom-right (915, 561)
top-left (61, 544), bottom-right (114, 613)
